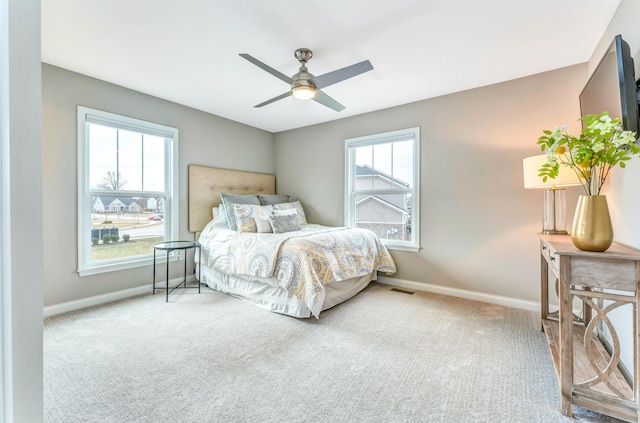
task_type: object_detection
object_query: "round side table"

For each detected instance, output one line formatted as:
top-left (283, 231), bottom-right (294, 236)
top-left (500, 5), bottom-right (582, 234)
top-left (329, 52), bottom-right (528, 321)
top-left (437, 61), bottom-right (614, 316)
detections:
top-left (152, 241), bottom-right (201, 302)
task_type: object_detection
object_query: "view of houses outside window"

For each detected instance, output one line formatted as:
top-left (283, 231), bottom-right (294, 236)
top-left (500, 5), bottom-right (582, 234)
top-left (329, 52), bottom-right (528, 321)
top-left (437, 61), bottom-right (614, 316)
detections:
top-left (90, 193), bottom-right (165, 262)
top-left (354, 162), bottom-right (412, 241)
top-left (78, 106), bottom-right (178, 275)
top-left (345, 127), bottom-right (420, 252)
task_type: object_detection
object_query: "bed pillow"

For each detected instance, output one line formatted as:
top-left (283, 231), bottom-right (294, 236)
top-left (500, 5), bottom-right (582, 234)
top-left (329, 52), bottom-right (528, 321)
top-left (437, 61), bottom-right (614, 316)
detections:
top-left (220, 193), bottom-right (260, 231)
top-left (254, 215), bottom-right (273, 233)
top-left (272, 208), bottom-right (297, 216)
top-left (258, 194), bottom-right (290, 205)
top-left (268, 214), bottom-right (301, 234)
top-left (233, 204), bottom-right (273, 233)
top-left (211, 205), bottom-right (229, 229)
top-left (273, 201), bottom-right (308, 224)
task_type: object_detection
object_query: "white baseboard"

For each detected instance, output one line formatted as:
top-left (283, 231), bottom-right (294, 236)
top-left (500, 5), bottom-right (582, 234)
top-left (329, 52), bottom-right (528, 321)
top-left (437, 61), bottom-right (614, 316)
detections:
top-left (376, 276), bottom-right (541, 312)
top-left (43, 275), bottom-right (196, 318)
top-left (45, 275), bottom-right (541, 318)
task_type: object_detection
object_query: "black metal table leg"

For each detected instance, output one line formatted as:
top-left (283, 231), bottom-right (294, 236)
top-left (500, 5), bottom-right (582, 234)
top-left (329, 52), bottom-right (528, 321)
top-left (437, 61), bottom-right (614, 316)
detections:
top-left (183, 247), bottom-right (187, 287)
top-left (165, 249), bottom-right (170, 302)
top-left (153, 249), bottom-right (156, 295)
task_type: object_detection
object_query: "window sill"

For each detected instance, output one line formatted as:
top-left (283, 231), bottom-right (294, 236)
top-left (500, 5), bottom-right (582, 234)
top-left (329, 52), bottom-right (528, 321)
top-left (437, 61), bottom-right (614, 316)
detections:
top-left (384, 243), bottom-right (420, 253)
top-left (78, 254), bottom-right (179, 277)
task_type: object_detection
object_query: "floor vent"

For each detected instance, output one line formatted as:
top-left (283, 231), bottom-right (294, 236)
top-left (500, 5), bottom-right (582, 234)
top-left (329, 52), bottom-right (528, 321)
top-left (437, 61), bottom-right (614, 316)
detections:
top-left (390, 287), bottom-right (415, 295)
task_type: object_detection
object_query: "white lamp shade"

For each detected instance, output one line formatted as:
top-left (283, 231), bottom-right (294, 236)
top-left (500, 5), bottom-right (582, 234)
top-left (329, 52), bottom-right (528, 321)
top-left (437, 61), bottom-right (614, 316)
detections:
top-left (522, 154), bottom-right (581, 189)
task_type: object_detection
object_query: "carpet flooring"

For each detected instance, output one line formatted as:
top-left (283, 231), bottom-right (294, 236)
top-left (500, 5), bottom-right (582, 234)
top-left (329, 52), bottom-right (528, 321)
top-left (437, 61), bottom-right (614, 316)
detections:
top-left (44, 283), bottom-right (624, 422)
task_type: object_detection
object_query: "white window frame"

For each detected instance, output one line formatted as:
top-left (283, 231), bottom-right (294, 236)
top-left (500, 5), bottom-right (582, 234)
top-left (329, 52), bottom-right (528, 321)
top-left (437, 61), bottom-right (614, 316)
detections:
top-left (345, 127), bottom-right (420, 252)
top-left (77, 106), bottom-right (179, 276)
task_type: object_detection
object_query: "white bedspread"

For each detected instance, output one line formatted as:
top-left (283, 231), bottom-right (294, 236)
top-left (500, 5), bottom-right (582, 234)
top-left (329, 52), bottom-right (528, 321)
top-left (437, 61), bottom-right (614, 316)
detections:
top-left (197, 223), bottom-right (396, 317)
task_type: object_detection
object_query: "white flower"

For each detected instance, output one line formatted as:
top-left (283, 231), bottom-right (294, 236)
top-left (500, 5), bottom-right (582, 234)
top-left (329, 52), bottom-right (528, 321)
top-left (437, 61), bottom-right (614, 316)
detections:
top-left (620, 131), bottom-right (636, 145)
top-left (610, 130), bottom-right (635, 147)
top-left (611, 133), bottom-right (623, 147)
top-left (551, 127), bottom-right (565, 141)
top-left (592, 141), bottom-right (605, 153)
top-left (590, 120), bottom-right (615, 136)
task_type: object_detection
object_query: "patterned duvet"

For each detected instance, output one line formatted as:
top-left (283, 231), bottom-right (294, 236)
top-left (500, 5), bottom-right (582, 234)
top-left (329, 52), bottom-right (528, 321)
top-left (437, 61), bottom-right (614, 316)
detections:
top-left (197, 223), bottom-right (397, 317)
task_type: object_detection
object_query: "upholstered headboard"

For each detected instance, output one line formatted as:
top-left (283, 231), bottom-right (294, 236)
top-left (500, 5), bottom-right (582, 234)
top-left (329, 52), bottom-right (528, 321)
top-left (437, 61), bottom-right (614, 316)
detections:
top-left (188, 164), bottom-right (276, 234)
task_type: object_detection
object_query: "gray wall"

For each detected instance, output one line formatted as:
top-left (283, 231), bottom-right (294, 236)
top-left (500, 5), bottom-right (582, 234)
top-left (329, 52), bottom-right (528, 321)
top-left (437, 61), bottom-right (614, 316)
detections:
top-left (274, 64), bottom-right (586, 302)
top-left (42, 64), bottom-right (274, 307)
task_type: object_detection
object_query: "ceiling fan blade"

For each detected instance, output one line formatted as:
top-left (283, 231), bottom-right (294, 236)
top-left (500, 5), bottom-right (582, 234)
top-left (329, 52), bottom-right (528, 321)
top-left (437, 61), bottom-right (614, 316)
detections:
top-left (239, 53), bottom-right (293, 85)
top-left (312, 89), bottom-right (345, 112)
top-left (254, 92), bottom-right (292, 108)
top-left (311, 60), bottom-right (373, 90)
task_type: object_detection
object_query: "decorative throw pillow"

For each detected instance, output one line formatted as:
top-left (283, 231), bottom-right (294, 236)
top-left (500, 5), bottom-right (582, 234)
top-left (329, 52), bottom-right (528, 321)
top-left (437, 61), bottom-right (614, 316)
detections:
top-left (268, 214), bottom-right (301, 234)
top-left (273, 201), bottom-right (308, 224)
top-left (233, 204), bottom-right (273, 233)
top-left (220, 193), bottom-right (260, 231)
top-left (258, 194), bottom-right (290, 206)
top-left (254, 215), bottom-right (273, 233)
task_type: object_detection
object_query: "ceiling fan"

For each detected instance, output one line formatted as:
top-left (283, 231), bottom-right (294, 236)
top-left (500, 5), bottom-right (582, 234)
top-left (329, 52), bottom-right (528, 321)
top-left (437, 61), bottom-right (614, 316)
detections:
top-left (239, 48), bottom-right (373, 112)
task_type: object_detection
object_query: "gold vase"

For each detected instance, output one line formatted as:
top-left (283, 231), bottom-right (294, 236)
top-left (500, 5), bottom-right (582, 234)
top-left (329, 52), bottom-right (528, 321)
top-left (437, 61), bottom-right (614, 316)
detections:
top-left (571, 195), bottom-right (613, 252)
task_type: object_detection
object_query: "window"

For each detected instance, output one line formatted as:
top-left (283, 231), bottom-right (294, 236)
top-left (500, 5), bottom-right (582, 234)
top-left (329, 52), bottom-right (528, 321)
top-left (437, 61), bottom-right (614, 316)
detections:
top-left (77, 106), bottom-right (178, 276)
top-left (345, 127), bottom-right (420, 252)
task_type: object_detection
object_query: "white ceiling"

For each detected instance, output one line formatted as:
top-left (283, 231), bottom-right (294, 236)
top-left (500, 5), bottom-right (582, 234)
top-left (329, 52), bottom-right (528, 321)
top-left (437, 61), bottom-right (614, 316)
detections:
top-left (41, 0), bottom-right (621, 133)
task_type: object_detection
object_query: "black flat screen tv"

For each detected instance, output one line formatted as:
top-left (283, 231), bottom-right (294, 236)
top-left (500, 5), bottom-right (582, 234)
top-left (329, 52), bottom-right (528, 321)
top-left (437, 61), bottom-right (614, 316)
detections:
top-left (579, 34), bottom-right (640, 138)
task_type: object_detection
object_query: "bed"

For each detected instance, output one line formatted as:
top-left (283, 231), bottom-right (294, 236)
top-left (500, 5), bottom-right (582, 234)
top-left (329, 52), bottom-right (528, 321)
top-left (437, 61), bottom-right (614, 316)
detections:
top-left (188, 164), bottom-right (396, 318)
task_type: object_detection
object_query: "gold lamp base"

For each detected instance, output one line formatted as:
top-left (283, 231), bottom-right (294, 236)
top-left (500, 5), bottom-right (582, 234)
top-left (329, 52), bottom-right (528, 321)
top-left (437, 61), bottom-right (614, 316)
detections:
top-left (542, 229), bottom-right (568, 235)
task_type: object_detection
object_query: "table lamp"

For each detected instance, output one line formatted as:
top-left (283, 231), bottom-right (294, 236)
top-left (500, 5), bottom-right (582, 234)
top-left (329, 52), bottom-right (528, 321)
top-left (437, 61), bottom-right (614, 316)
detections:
top-left (523, 154), bottom-right (581, 234)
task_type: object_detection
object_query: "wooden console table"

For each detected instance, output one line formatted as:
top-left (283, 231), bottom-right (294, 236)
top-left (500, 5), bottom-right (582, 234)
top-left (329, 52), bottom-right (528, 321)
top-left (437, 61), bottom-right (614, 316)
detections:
top-left (539, 234), bottom-right (640, 422)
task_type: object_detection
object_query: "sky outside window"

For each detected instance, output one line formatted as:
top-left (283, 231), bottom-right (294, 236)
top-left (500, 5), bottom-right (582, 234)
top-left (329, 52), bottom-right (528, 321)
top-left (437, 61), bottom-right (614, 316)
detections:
top-left (88, 123), bottom-right (166, 191)
top-left (355, 140), bottom-right (414, 187)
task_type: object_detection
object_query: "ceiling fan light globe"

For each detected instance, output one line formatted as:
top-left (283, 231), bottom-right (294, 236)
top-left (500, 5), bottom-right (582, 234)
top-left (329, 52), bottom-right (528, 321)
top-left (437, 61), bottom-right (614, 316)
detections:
top-left (291, 85), bottom-right (316, 100)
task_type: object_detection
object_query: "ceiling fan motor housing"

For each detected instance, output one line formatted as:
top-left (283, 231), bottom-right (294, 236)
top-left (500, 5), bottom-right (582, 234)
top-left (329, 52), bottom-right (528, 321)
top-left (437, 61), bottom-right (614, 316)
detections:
top-left (292, 69), bottom-right (315, 89)
top-left (291, 74), bottom-right (316, 99)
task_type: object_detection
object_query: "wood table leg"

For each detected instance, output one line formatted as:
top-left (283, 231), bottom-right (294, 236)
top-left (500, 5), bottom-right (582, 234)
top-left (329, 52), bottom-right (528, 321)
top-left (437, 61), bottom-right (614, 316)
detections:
top-left (541, 249), bottom-right (549, 331)
top-left (559, 256), bottom-right (573, 417)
